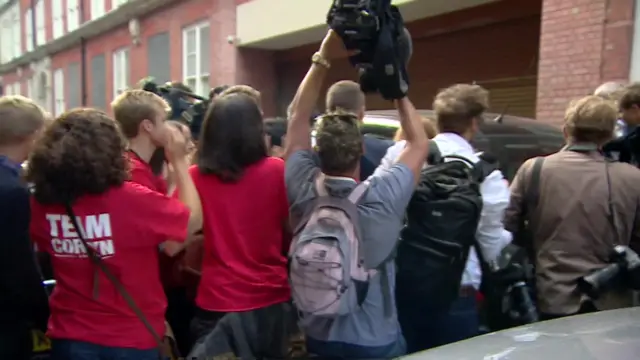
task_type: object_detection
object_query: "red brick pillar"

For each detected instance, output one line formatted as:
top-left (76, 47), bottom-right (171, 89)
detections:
top-left (235, 49), bottom-right (277, 117)
top-left (207, 0), bottom-right (278, 117)
top-left (536, 0), bottom-right (635, 125)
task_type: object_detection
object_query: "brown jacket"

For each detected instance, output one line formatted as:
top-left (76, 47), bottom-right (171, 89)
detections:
top-left (504, 149), bottom-right (640, 314)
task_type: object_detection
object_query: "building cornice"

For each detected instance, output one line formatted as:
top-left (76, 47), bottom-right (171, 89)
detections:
top-left (0, 0), bottom-right (175, 74)
top-left (0, 0), bottom-right (18, 16)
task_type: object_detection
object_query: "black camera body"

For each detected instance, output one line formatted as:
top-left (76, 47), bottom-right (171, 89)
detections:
top-left (578, 245), bottom-right (640, 299)
top-left (327, 0), bottom-right (411, 100)
top-left (141, 81), bottom-right (196, 121)
top-left (327, 0), bottom-right (381, 55)
top-left (481, 244), bottom-right (538, 331)
top-left (140, 79), bottom-right (210, 139)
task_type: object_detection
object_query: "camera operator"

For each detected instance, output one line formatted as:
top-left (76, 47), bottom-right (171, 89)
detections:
top-left (170, 81), bottom-right (199, 106)
top-left (209, 85), bottom-right (230, 101)
top-left (504, 95), bottom-right (640, 321)
top-left (602, 82), bottom-right (640, 165)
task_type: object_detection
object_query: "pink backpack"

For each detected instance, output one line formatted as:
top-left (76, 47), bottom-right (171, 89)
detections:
top-left (288, 173), bottom-right (374, 317)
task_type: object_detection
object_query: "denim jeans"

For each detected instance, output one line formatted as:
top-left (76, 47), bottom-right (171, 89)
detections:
top-left (397, 288), bottom-right (480, 353)
top-left (51, 339), bottom-right (160, 360)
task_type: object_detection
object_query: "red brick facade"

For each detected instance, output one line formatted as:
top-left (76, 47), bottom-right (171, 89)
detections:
top-left (1, 0), bottom-right (279, 115)
top-left (0, 0), bottom-right (636, 123)
top-left (536, 0), bottom-right (635, 124)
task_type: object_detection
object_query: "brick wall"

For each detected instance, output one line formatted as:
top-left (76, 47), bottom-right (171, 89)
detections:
top-left (536, 0), bottom-right (635, 125)
top-left (48, 0), bottom-right (277, 116)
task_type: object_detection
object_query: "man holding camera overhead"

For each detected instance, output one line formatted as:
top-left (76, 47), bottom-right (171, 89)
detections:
top-left (504, 95), bottom-right (640, 320)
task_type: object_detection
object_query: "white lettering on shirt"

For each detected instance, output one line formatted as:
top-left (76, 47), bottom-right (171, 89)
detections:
top-left (48, 213), bottom-right (115, 258)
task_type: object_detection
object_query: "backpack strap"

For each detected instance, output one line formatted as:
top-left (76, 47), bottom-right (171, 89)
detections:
top-left (315, 172), bottom-right (328, 197)
top-left (63, 201), bottom-right (165, 351)
top-left (347, 180), bottom-right (370, 204)
top-left (379, 264), bottom-right (393, 318)
top-left (346, 180), bottom-right (392, 318)
top-left (527, 157), bottom-right (545, 212)
top-left (472, 158), bottom-right (500, 184)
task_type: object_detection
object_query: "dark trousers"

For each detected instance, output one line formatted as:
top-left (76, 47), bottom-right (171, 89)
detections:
top-left (539, 301), bottom-right (598, 321)
top-left (306, 336), bottom-right (406, 359)
top-left (0, 326), bottom-right (32, 360)
top-left (190, 301), bottom-right (294, 360)
top-left (50, 339), bottom-right (160, 360)
top-left (397, 287), bottom-right (480, 353)
top-left (190, 307), bottom-right (227, 345)
top-left (165, 287), bottom-right (195, 356)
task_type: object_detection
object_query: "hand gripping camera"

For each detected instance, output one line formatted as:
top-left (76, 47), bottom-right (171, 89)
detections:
top-left (578, 245), bottom-right (640, 299)
top-left (327, 0), bottom-right (412, 100)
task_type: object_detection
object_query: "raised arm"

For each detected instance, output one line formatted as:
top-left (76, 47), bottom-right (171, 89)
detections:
top-left (165, 126), bottom-right (202, 236)
top-left (395, 98), bottom-right (430, 184)
top-left (285, 30), bottom-right (344, 159)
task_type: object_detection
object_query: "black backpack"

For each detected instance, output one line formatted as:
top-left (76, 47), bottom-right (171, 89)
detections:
top-left (396, 153), bottom-right (498, 309)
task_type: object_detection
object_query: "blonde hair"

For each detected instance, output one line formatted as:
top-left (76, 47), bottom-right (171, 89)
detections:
top-left (564, 95), bottom-right (617, 144)
top-left (220, 85), bottom-right (261, 105)
top-left (110, 89), bottom-right (170, 138)
top-left (0, 95), bottom-right (46, 146)
top-left (594, 82), bottom-right (625, 101)
top-left (394, 116), bottom-right (438, 141)
top-left (433, 84), bottom-right (489, 134)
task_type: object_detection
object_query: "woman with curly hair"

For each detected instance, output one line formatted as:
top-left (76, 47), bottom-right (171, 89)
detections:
top-left (186, 93), bottom-right (292, 356)
top-left (26, 108), bottom-right (202, 360)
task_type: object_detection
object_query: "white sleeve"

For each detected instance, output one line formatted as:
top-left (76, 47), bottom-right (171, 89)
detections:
top-left (372, 140), bottom-right (406, 177)
top-left (476, 169), bottom-right (512, 261)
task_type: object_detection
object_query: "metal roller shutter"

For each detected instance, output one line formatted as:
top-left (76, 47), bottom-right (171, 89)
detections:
top-left (476, 76), bottom-right (537, 118)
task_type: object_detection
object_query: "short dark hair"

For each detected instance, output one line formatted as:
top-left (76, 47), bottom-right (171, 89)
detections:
top-left (326, 80), bottom-right (365, 113)
top-left (170, 81), bottom-right (194, 93)
top-left (316, 112), bottom-right (363, 175)
top-left (210, 85), bottom-right (230, 99)
top-left (264, 117), bottom-right (287, 147)
top-left (197, 94), bottom-right (267, 182)
top-left (619, 83), bottom-right (640, 110)
top-left (433, 84), bottom-right (489, 134)
top-left (26, 108), bottom-right (128, 204)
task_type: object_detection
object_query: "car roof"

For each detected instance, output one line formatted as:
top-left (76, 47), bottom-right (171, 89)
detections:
top-left (364, 110), bottom-right (563, 138)
top-left (399, 307), bottom-right (640, 360)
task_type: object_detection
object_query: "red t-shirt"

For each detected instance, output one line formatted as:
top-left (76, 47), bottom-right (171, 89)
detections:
top-left (29, 182), bottom-right (190, 349)
top-left (188, 157), bottom-right (291, 312)
top-left (126, 151), bottom-right (183, 288)
top-left (127, 151), bottom-right (168, 195)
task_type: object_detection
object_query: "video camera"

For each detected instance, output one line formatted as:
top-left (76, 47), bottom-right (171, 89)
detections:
top-left (327, 0), bottom-right (411, 100)
top-left (139, 78), bottom-right (210, 139)
top-left (578, 245), bottom-right (640, 299)
top-left (481, 244), bottom-right (538, 330)
top-left (603, 127), bottom-right (640, 167)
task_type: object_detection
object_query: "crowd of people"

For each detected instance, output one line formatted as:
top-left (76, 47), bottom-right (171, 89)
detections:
top-left (2, 28), bottom-right (640, 360)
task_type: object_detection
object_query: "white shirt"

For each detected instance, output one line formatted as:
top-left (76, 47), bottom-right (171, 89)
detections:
top-left (375, 133), bottom-right (512, 288)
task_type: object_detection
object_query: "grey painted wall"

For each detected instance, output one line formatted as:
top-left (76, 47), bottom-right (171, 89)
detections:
top-left (147, 32), bottom-right (171, 84)
top-left (66, 62), bottom-right (81, 109)
top-left (90, 54), bottom-right (107, 109)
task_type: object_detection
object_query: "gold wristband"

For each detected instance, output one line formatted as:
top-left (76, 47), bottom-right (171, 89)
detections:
top-left (311, 52), bottom-right (331, 69)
